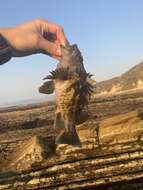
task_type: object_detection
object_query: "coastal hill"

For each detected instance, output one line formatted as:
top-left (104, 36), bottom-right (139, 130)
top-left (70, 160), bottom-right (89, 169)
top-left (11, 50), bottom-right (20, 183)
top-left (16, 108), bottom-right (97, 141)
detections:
top-left (96, 61), bottom-right (143, 94)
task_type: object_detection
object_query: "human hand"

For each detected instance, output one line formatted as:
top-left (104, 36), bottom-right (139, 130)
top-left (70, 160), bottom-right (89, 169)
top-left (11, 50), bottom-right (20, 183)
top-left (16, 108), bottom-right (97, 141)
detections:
top-left (0, 19), bottom-right (68, 60)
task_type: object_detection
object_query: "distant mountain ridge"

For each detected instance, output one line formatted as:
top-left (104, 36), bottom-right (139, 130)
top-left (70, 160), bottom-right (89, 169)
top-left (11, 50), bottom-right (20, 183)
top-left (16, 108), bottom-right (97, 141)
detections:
top-left (0, 96), bottom-right (54, 108)
top-left (96, 61), bottom-right (143, 94)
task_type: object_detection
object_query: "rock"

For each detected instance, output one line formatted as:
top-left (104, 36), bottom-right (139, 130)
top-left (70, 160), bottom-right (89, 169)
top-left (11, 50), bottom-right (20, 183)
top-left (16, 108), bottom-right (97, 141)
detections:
top-left (1, 136), bottom-right (55, 171)
top-left (99, 109), bottom-right (143, 144)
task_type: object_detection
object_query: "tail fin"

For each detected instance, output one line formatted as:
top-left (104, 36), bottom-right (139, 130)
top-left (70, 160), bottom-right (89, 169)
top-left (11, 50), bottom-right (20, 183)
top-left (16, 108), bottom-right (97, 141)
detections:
top-left (55, 127), bottom-right (81, 147)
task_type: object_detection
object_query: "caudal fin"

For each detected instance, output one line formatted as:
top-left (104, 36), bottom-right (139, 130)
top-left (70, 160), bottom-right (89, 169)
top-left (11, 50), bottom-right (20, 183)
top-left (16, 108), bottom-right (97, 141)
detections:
top-left (55, 127), bottom-right (81, 147)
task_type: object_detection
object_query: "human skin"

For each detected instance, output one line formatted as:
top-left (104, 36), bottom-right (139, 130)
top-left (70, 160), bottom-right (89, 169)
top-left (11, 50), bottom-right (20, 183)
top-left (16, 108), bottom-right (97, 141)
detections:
top-left (0, 19), bottom-right (68, 60)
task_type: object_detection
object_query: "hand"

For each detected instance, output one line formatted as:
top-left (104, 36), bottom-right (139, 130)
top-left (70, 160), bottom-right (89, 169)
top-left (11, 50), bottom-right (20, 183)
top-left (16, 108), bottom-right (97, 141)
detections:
top-left (0, 19), bottom-right (68, 60)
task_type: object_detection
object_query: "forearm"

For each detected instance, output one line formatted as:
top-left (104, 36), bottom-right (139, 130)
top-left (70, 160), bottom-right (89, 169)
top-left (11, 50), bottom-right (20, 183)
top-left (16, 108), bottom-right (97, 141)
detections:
top-left (0, 28), bottom-right (12, 65)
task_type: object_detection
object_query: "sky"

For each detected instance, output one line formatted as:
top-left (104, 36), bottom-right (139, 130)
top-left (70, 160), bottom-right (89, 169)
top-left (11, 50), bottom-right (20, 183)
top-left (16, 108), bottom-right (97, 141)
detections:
top-left (1, 0), bottom-right (143, 105)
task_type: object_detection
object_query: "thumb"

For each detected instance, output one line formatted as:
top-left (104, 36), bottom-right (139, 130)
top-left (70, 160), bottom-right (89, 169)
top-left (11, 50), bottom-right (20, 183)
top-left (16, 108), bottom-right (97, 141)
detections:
top-left (38, 37), bottom-right (61, 58)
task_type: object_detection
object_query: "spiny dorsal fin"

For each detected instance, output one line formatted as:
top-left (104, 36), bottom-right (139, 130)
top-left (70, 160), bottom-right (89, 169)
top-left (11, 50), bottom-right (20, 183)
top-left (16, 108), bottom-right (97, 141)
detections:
top-left (86, 72), bottom-right (93, 78)
top-left (75, 75), bottom-right (94, 116)
top-left (43, 67), bottom-right (72, 80)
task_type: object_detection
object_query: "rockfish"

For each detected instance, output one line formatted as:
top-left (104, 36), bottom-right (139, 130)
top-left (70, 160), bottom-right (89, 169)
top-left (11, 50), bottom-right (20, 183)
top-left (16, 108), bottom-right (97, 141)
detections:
top-left (39, 44), bottom-right (93, 147)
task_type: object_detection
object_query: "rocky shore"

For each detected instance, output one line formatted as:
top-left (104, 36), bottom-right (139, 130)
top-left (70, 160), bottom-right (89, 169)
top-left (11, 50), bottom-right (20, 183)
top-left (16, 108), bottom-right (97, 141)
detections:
top-left (1, 89), bottom-right (143, 189)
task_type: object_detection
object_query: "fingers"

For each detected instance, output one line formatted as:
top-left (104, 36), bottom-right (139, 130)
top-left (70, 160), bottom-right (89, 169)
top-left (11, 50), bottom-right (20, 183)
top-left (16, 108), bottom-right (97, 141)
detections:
top-left (56, 27), bottom-right (69, 46)
top-left (35, 19), bottom-right (69, 59)
top-left (36, 19), bottom-right (69, 47)
top-left (46, 23), bottom-right (69, 46)
top-left (38, 36), bottom-right (61, 59)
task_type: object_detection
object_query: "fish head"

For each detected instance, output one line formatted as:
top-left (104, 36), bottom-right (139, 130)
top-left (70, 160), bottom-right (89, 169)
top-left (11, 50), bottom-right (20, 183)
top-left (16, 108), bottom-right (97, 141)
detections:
top-left (58, 44), bottom-right (84, 71)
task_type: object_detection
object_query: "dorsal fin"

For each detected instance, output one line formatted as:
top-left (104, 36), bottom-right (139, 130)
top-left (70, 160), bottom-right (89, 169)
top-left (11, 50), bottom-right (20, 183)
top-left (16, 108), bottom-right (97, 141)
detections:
top-left (43, 67), bottom-right (71, 80)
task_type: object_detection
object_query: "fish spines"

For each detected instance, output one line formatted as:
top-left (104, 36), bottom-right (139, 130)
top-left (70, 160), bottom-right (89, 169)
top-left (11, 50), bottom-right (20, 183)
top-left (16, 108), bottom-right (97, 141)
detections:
top-left (75, 73), bottom-right (94, 117)
top-left (43, 67), bottom-right (72, 80)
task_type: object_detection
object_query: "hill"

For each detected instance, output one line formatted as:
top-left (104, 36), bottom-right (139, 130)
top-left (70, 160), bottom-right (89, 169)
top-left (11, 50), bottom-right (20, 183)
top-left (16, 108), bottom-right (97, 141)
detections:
top-left (96, 61), bottom-right (143, 94)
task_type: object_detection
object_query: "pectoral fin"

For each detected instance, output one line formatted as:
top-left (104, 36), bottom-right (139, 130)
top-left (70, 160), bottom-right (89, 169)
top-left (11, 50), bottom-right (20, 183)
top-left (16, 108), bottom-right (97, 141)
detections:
top-left (39, 80), bottom-right (54, 94)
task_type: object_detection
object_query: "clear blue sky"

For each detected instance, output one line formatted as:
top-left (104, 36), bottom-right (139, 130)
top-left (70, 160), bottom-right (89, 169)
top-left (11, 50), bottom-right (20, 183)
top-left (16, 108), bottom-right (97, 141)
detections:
top-left (1, 0), bottom-right (143, 105)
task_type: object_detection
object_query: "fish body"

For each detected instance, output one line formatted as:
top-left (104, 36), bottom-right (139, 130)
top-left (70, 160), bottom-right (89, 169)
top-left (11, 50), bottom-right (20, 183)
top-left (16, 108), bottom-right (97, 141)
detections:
top-left (39, 44), bottom-right (93, 147)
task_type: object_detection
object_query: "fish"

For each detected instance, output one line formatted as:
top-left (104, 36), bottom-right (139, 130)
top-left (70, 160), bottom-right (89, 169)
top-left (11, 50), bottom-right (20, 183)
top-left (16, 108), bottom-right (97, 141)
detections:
top-left (39, 44), bottom-right (93, 147)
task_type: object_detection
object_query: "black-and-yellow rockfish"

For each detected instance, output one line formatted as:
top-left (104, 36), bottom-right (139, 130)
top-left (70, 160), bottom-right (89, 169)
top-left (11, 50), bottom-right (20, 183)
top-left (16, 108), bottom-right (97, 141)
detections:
top-left (39, 44), bottom-right (93, 147)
